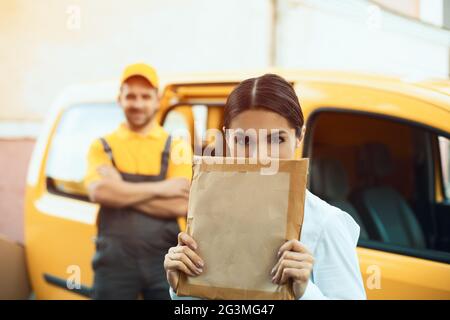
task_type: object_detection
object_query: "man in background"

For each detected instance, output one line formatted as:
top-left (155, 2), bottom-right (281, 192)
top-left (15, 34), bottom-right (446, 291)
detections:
top-left (84, 63), bottom-right (192, 299)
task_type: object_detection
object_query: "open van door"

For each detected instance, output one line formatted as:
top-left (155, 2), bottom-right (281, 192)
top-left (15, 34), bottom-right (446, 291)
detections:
top-left (24, 80), bottom-right (236, 299)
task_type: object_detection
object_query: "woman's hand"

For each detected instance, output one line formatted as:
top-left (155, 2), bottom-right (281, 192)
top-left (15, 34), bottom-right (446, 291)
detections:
top-left (271, 239), bottom-right (314, 299)
top-left (164, 232), bottom-right (204, 291)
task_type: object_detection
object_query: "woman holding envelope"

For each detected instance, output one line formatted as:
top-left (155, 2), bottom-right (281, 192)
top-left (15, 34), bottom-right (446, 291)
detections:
top-left (164, 74), bottom-right (366, 300)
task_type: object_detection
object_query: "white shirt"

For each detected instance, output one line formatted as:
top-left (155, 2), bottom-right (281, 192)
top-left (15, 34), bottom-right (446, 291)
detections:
top-left (169, 190), bottom-right (367, 300)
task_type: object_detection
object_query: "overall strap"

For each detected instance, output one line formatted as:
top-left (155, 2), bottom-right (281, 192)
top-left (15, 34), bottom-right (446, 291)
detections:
top-left (99, 137), bottom-right (117, 168)
top-left (160, 135), bottom-right (172, 178)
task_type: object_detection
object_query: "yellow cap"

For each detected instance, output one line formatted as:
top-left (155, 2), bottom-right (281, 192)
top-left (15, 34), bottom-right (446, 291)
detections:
top-left (120, 63), bottom-right (159, 88)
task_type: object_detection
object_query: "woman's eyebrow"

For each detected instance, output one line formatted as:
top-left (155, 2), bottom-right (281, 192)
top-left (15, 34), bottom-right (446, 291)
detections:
top-left (266, 130), bottom-right (289, 137)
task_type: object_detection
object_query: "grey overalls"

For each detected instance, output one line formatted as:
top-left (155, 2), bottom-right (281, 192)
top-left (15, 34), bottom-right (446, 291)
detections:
top-left (91, 136), bottom-right (180, 300)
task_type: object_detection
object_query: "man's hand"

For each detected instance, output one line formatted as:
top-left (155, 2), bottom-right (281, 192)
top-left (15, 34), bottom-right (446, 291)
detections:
top-left (97, 165), bottom-right (122, 181)
top-left (133, 195), bottom-right (189, 218)
top-left (271, 239), bottom-right (314, 299)
top-left (155, 178), bottom-right (190, 198)
top-left (131, 178), bottom-right (190, 218)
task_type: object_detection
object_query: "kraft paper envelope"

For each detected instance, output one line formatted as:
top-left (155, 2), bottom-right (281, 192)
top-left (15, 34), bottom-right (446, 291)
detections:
top-left (176, 157), bottom-right (309, 300)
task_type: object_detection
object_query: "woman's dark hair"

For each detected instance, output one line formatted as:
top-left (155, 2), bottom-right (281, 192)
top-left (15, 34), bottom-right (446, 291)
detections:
top-left (223, 73), bottom-right (304, 137)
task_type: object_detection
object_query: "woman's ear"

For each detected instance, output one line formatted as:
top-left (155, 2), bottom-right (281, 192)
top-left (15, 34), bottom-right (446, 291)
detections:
top-left (222, 126), bottom-right (231, 141)
top-left (296, 126), bottom-right (306, 147)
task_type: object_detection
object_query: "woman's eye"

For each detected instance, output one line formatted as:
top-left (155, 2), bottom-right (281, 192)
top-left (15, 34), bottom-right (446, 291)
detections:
top-left (269, 135), bottom-right (285, 144)
top-left (235, 136), bottom-right (249, 146)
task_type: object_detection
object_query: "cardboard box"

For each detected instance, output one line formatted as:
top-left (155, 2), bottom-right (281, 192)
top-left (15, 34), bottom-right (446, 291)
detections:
top-left (0, 234), bottom-right (31, 299)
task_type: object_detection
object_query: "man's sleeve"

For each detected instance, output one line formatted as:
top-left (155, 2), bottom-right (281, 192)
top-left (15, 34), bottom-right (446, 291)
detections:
top-left (166, 138), bottom-right (193, 181)
top-left (83, 139), bottom-right (113, 190)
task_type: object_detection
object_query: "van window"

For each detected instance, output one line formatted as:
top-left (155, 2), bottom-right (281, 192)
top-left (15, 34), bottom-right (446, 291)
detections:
top-left (307, 111), bottom-right (450, 262)
top-left (46, 103), bottom-right (124, 198)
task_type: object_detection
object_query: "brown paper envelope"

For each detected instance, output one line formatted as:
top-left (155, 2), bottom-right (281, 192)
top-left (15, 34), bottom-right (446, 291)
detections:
top-left (177, 157), bottom-right (309, 300)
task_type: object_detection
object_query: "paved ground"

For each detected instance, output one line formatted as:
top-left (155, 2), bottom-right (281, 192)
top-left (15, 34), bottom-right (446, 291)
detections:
top-left (0, 139), bottom-right (35, 244)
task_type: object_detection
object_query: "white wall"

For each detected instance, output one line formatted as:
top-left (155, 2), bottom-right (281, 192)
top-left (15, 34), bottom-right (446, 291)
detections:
top-left (0, 0), bottom-right (271, 122)
top-left (0, 0), bottom-right (449, 129)
top-left (276, 0), bottom-right (450, 78)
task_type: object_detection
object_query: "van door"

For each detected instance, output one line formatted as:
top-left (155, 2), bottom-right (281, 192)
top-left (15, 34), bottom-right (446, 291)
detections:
top-left (304, 110), bottom-right (450, 299)
top-left (26, 83), bottom-right (236, 299)
top-left (26, 103), bottom-right (124, 299)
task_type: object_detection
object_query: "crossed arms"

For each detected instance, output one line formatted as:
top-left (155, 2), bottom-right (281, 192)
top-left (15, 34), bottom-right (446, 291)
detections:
top-left (87, 165), bottom-right (190, 219)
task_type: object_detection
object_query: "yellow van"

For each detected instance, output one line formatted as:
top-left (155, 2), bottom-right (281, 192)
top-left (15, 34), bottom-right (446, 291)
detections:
top-left (25, 70), bottom-right (450, 299)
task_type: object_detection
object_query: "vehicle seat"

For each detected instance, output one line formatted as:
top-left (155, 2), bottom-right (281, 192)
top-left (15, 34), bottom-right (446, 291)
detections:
top-left (356, 143), bottom-right (425, 249)
top-left (311, 157), bottom-right (368, 240)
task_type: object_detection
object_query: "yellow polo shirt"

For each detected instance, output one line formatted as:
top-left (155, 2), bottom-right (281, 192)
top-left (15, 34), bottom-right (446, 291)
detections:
top-left (84, 122), bottom-right (192, 231)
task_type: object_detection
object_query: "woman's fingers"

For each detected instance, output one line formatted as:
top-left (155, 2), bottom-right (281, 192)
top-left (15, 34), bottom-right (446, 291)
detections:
top-left (280, 268), bottom-right (311, 286)
top-left (165, 239), bottom-right (204, 277)
top-left (178, 232), bottom-right (198, 250)
top-left (271, 240), bottom-right (314, 286)
top-left (272, 260), bottom-right (312, 284)
top-left (164, 257), bottom-right (196, 277)
top-left (164, 236), bottom-right (203, 290)
top-left (278, 239), bottom-right (311, 257)
top-left (165, 247), bottom-right (204, 275)
top-left (170, 245), bottom-right (204, 269)
top-left (168, 249), bottom-right (203, 275)
top-left (165, 232), bottom-right (204, 279)
top-left (271, 251), bottom-right (312, 276)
